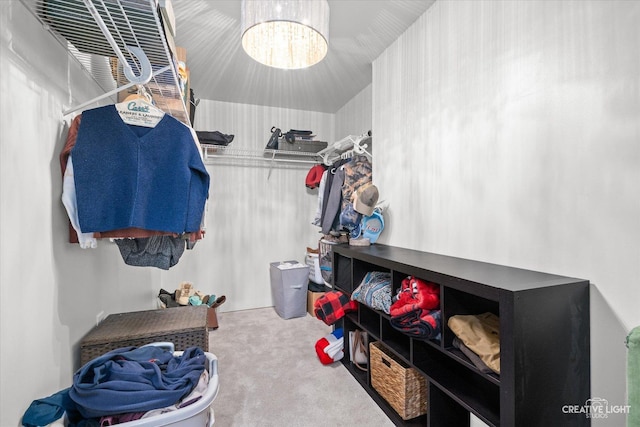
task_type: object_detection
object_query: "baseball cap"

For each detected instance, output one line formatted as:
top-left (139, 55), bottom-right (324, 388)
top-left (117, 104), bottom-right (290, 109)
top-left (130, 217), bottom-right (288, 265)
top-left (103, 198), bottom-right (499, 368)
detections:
top-left (361, 210), bottom-right (384, 244)
top-left (353, 184), bottom-right (379, 216)
top-left (305, 164), bottom-right (326, 189)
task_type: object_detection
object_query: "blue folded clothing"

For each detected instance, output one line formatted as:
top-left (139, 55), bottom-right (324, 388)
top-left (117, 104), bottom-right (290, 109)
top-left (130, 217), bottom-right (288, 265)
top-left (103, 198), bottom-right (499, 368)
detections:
top-left (70, 346), bottom-right (206, 418)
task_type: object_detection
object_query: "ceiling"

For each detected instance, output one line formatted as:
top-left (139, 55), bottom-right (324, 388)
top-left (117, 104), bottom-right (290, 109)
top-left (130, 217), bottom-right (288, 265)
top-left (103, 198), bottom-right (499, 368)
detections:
top-left (172, 0), bottom-right (434, 113)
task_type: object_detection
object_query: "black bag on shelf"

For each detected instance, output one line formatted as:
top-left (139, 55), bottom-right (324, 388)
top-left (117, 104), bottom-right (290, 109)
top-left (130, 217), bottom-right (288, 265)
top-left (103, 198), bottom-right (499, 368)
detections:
top-left (266, 127), bottom-right (281, 149)
top-left (196, 131), bottom-right (234, 146)
top-left (283, 129), bottom-right (313, 144)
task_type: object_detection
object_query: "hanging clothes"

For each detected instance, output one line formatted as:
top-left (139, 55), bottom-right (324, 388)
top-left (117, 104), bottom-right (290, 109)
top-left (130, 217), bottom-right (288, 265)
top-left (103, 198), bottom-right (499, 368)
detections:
top-left (319, 165), bottom-right (337, 225)
top-left (313, 151), bottom-right (372, 236)
top-left (318, 158), bottom-right (350, 235)
top-left (341, 154), bottom-right (372, 213)
top-left (312, 169), bottom-right (328, 227)
top-left (321, 165), bottom-right (345, 235)
top-left (60, 115), bottom-right (84, 245)
top-left (60, 114), bottom-right (207, 244)
top-left (114, 235), bottom-right (185, 270)
top-left (71, 105), bottom-right (209, 234)
top-left (61, 157), bottom-right (97, 249)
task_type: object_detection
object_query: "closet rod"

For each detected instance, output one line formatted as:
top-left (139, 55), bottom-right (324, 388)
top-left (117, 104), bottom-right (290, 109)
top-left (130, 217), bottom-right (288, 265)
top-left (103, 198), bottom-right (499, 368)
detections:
top-left (205, 156), bottom-right (319, 165)
top-left (203, 148), bottom-right (321, 165)
top-left (63, 65), bottom-right (171, 116)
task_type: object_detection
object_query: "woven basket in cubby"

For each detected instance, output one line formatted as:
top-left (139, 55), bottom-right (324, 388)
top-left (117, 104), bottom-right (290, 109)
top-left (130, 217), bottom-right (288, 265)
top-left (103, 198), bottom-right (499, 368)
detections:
top-left (370, 341), bottom-right (428, 420)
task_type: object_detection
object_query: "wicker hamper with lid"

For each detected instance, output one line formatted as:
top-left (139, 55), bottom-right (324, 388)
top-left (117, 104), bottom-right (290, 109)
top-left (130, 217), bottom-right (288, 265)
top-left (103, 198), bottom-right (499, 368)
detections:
top-left (370, 341), bottom-right (428, 420)
top-left (80, 306), bottom-right (209, 365)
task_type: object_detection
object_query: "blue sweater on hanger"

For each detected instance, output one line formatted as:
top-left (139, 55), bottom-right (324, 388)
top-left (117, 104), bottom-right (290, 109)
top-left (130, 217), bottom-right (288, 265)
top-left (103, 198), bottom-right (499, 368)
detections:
top-left (72, 105), bottom-right (209, 234)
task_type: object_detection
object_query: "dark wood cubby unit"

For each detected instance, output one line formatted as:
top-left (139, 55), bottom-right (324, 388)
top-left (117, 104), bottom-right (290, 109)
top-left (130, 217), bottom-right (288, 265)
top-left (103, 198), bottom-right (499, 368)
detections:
top-left (333, 244), bottom-right (590, 427)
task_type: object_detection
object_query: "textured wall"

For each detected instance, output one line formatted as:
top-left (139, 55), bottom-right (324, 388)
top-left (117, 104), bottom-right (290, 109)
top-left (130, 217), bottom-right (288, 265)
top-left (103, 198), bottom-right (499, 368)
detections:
top-left (0, 3), bottom-right (166, 425)
top-left (373, 1), bottom-right (639, 425)
top-left (175, 86), bottom-right (375, 312)
top-left (167, 99), bottom-right (334, 312)
top-left (0, 4), bottom-right (335, 424)
top-left (335, 84), bottom-right (372, 140)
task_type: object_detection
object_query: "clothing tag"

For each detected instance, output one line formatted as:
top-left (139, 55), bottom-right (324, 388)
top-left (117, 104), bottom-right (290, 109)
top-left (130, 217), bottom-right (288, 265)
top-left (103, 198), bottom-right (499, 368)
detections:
top-left (116, 99), bottom-right (164, 127)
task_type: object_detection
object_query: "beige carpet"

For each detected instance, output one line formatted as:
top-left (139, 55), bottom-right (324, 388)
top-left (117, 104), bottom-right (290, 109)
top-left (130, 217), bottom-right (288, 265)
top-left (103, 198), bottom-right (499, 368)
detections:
top-left (208, 307), bottom-right (394, 427)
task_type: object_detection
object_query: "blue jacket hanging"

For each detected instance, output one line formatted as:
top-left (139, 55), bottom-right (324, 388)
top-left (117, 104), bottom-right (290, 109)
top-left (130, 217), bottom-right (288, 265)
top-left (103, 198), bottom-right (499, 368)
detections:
top-left (72, 105), bottom-right (209, 234)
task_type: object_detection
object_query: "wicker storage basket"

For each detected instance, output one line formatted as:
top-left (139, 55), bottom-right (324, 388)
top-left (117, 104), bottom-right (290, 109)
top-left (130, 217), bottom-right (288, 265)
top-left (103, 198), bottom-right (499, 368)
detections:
top-left (80, 306), bottom-right (209, 365)
top-left (370, 341), bottom-right (428, 420)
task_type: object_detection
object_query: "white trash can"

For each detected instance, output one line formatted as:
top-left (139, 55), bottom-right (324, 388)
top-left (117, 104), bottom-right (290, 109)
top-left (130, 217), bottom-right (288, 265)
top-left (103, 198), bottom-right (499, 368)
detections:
top-left (269, 261), bottom-right (310, 319)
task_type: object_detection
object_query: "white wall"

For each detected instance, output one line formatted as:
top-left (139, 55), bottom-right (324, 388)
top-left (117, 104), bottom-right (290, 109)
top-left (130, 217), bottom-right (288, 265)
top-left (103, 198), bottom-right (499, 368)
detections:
top-left (335, 84), bottom-right (372, 140)
top-left (0, 3), bottom-right (166, 425)
top-left (373, 1), bottom-right (639, 425)
top-left (6, 0), bottom-right (636, 425)
top-left (168, 99), bottom-right (334, 312)
top-left (0, 3), bottom-right (337, 425)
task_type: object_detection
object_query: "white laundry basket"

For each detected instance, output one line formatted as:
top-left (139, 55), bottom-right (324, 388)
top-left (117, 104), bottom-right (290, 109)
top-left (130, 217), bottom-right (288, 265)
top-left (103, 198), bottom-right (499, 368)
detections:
top-left (117, 350), bottom-right (219, 427)
top-left (51, 344), bottom-right (219, 427)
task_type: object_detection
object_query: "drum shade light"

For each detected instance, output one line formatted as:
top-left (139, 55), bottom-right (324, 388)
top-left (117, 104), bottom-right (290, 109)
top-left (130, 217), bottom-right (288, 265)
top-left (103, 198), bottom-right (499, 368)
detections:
top-left (241, 0), bottom-right (330, 70)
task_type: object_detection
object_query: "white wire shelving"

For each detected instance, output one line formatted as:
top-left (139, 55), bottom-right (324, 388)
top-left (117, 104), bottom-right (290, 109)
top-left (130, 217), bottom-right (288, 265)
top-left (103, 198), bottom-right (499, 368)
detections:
top-left (202, 133), bottom-right (372, 166)
top-left (202, 146), bottom-right (322, 165)
top-left (21, 0), bottom-right (190, 125)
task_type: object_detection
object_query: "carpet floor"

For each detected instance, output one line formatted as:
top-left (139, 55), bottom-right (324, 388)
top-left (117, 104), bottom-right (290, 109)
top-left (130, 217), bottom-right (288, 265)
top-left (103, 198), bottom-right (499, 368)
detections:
top-left (208, 307), bottom-right (394, 427)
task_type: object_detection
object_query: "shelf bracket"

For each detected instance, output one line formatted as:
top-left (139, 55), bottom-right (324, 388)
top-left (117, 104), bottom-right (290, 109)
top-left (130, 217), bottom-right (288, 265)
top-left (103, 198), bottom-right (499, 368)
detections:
top-left (121, 46), bottom-right (153, 85)
top-left (267, 150), bottom-right (277, 180)
top-left (81, 0), bottom-right (152, 84)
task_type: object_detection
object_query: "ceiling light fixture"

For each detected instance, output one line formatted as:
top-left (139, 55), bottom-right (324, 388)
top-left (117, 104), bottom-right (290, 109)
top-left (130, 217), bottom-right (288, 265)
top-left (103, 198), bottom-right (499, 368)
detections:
top-left (241, 0), bottom-right (330, 70)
